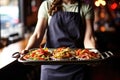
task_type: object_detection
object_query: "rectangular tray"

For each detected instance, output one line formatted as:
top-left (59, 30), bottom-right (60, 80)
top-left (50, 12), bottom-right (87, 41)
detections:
top-left (17, 49), bottom-right (114, 65)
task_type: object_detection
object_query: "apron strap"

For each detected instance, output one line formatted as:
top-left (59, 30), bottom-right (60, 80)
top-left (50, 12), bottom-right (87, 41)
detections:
top-left (78, 0), bottom-right (81, 13)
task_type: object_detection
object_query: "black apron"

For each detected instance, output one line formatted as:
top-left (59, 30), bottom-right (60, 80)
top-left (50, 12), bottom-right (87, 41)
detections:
top-left (41, 3), bottom-right (87, 80)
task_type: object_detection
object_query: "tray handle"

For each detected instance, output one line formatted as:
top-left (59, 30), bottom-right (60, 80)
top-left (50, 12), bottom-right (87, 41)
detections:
top-left (101, 51), bottom-right (114, 59)
top-left (12, 52), bottom-right (20, 58)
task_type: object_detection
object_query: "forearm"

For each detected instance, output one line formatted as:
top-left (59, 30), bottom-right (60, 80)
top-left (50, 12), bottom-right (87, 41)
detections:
top-left (84, 19), bottom-right (96, 48)
top-left (25, 17), bottom-right (47, 50)
top-left (84, 35), bottom-right (96, 48)
top-left (25, 34), bottom-right (42, 50)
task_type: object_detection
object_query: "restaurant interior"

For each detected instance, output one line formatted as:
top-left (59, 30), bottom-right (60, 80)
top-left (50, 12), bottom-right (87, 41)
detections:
top-left (0, 0), bottom-right (120, 80)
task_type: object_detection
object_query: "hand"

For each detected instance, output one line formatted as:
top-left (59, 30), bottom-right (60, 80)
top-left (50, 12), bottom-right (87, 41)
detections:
top-left (12, 50), bottom-right (29, 58)
top-left (21, 49), bottom-right (29, 55)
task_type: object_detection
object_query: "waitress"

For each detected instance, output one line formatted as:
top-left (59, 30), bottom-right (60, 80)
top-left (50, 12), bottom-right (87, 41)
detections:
top-left (22, 0), bottom-right (96, 80)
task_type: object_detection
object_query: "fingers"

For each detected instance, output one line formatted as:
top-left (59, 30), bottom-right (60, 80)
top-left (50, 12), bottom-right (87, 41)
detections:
top-left (21, 50), bottom-right (29, 55)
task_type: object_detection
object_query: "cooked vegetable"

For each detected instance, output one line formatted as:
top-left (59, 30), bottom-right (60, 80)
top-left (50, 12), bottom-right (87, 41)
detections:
top-left (52, 47), bottom-right (74, 59)
top-left (22, 47), bottom-right (100, 61)
top-left (75, 49), bottom-right (100, 60)
top-left (23, 48), bottom-right (51, 60)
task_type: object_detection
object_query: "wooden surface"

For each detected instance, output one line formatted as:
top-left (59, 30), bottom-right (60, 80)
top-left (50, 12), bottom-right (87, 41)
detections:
top-left (0, 33), bottom-right (46, 69)
top-left (0, 33), bottom-right (31, 69)
top-left (0, 39), bottom-right (28, 69)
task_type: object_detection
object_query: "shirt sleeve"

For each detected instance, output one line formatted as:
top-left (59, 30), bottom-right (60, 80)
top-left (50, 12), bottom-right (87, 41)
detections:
top-left (83, 1), bottom-right (94, 20)
top-left (38, 1), bottom-right (49, 19)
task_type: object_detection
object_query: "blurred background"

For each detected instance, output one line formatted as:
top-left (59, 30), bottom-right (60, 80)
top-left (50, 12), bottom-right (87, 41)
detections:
top-left (0, 0), bottom-right (120, 52)
top-left (0, 0), bottom-right (120, 80)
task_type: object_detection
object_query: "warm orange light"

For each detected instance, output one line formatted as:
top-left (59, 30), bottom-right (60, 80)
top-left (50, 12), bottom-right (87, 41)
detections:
top-left (100, 12), bottom-right (105, 18)
top-left (100, 26), bottom-right (106, 32)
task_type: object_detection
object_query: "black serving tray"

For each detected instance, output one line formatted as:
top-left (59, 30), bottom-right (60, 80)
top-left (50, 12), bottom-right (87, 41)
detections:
top-left (12, 49), bottom-right (114, 65)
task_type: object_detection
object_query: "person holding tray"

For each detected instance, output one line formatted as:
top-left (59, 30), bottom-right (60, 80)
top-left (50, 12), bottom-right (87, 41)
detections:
top-left (22, 0), bottom-right (97, 80)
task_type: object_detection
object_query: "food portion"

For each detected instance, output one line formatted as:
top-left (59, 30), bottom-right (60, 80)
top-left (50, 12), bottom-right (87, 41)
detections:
top-left (75, 49), bottom-right (100, 60)
top-left (51, 47), bottom-right (75, 60)
top-left (23, 48), bottom-right (52, 60)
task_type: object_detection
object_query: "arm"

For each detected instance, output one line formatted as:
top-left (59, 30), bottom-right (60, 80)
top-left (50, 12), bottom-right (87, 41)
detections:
top-left (83, 1), bottom-right (96, 48)
top-left (25, 17), bottom-right (47, 50)
top-left (84, 19), bottom-right (96, 48)
top-left (24, 1), bottom-right (48, 50)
